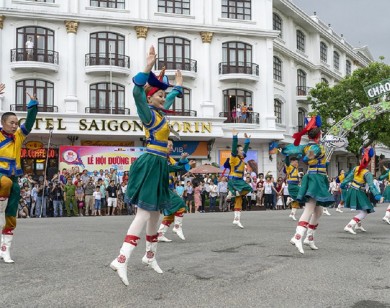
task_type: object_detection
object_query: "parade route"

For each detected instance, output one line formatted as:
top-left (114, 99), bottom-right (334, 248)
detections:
top-left (1, 208), bottom-right (390, 308)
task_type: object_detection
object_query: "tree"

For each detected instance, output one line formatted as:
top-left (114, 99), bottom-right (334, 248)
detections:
top-left (309, 61), bottom-right (390, 156)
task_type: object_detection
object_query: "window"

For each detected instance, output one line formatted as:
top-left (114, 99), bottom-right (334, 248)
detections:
top-left (221, 42), bottom-right (255, 74)
top-left (333, 51), bottom-right (340, 70)
top-left (297, 69), bottom-right (307, 95)
top-left (223, 89), bottom-right (252, 113)
top-left (296, 30), bottom-right (305, 52)
top-left (321, 78), bottom-right (329, 84)
top-left (89, 83), bottom-right (125, 114)
top-left (274, 99), bottom-right (282, 124)
top-left (15, 26), bottom-right (55, 63)
top-left (320, 42), bottom-right (328, 63)
top-left (16, 79), bottom-right (54, 111)
top-left (221, 0), bottom-right (251, 20)
top-left (273, 13), bottom-right (282, 38)
top-left (273, 56), bottom-right (282, 82)
top-left (90, 0), bottom-right (125, 9)
top-left (346, 59), bottom-right (352, 76)
top-left (31, 0), bottom-right (55, 2)
top-left (298, 108), bottom-right (306, 131)
top-left (157, 37), bottom-right (193, 71)
top-left (166, 87), bottom-right (192, 115)
top-left (89, 32), bottom-right (127, 67)
top-left (158, 0), bottom-right (190, 15)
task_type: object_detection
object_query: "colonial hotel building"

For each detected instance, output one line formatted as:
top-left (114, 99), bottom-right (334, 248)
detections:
top-left (0, 0), bottom-right (378, 177)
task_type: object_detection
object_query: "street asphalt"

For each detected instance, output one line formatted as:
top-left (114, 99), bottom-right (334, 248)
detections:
top-left (1, 206), bottom-right (390, 308)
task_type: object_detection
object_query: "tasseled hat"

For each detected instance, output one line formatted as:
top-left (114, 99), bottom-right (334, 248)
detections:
top-left (292, 115), bottom-right (322, 146)
top-left (144, 67), bottom-right (170, 97)
top-left (357, 146), bottom-right (375, 175)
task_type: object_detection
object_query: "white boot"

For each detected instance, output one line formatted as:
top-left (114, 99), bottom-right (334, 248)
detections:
top-left (157, 224), bottom-right (172, 242)
top-left (110, 236), bottom-right (139, 286)
top-left (383, 216), bottom-right (390, 225)
top-left (233, 211), bottom-right (243, 228)
top-left (303, 228), bottom-right (319, 250)
top-left (290, 224), bottom-right (307, 254)
top-left (0, 234), bottom-right (15, 263)
top-left (323, 208), bottom-right (331, 216)
top-left (226, 191), bottom-right (233, 201)
top-left (142, 237), bottom-right (163, 274)
top-left (336, 205), bottom-right (343, 213)
top-left (172, 216), bottom-right (185, 240)
top-left (355, 222), bottom-right (366, 232)
top-left (344, 219), bottom-right (357, 234)
top-left (289, 208), bottom-right (297, 221)
top-left (0, 199), bottom-right (7, 229)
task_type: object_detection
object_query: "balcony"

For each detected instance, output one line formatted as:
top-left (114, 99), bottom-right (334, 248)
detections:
top-left (10, 48), bottom-right (59, 72)
top-left (85, 107), bottom-right (130, 115)
top-left (170, 109), bottom-right (197, 116)
top-left (296, 86), bottom-right (312, 102)
top-left (11, 104), bottom-right (58, 112)
top-left (218, 62), bottom-right (259, 82)
top-left (156, 58), bottom-right (197, 79)
top-left (85, 53), bottom-right (130, 76)
top-left (219, 111), bottom-right (259, 124)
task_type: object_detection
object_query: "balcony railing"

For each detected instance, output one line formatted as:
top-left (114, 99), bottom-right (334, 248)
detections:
top-left (219, 111), bottom-right (259, 124)
top-left (218, 62), bottom-right (259, 76)
top-left (10, 104), bottom-right (58, 112)
top-left (156, 58), bottom-right (197, 72)
top-left (85, 107), bottom-right (130, 115)
top-left (10, 48), bottom-right (59, 64)
top-left (296, 86), bottom-right (312, 96)
top-left (170, 109), bottom-right (197, 116)
top-left (85, 53), bottom-right (130, 68)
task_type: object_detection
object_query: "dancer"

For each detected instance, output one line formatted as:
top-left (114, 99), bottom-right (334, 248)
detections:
top-left (284, 115), bottom-right (334, 254)
top-left (157, 138), bottom-right (191, 242)
top-left (226, 129), bottom-right (252, 228)
top-left (342, 147), bottom-right (381, 234)
top-left (378, 166), bottom-right (390, 224)
top-left (0, 88), bottom-right (38, 263)
top-left (335, 169), bottom-right (345, 213)
top-left (110, 46), bottom-right (183, 286)
top-left (283, 156), bottom-right (300, 221)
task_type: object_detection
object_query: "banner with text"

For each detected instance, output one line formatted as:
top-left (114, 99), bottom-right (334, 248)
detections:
top-left (171, 141), bottom-right (208, 158)
top-left (59, 146), bottom-right (145, 176)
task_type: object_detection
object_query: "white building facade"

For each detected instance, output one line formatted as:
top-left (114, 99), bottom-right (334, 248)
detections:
top-left (0, 0), bottom-right (377, 178)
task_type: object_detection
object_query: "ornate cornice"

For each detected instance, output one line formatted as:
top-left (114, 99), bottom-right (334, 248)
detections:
top-left (200, 32), bottom-right (213, 43)
top-left (0, 16), bottom-right (5, 30)
top-left (65, 21), bottom-right (79, 34)
top-left (135, 26), bottom-right (148, 39)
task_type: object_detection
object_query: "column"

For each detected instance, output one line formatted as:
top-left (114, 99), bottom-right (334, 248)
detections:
top-left (64, 21), bottom-right (79, 113)
top-left (263, 38), bottom-right (276, 129)
top-left (0, 16), bottom-right (4, 111)
top-left (200, 32), bottom-right (214, 117)
top-left (135, 26), bottom-right (148, 72)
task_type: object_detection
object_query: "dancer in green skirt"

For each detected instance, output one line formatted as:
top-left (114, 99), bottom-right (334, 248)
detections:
top-left (110, 46), bottom-right (183, 286)
top-left (283, 115), bottom-right (334, 254)
top-left (378, 166), bottom-right (390, 224)
top-left (342, 147), bottom-right (382, 234)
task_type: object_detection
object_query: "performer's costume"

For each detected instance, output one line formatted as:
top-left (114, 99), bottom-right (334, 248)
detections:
top-left (283, 156), bottom-right (300, 221)
top-left (110, 69), bottom-right (183, 286)
top-left (226, 134), bottom-right (252, 228)
top-left (335, 171), bottom-right (345, 213)
top-left (342, 147), bottom-right (381, 234)
top-left (158, 155), bottom-right (189, 242)
top-left (284, 115), bottom-right (334, 254)
top-left (0, 98), bottom-right (38, 263)
top-left (379, 169), bottom-right (390, 225)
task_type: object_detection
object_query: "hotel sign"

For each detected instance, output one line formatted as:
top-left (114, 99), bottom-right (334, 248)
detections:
top-left (364, 78), bottom-right (390, 100)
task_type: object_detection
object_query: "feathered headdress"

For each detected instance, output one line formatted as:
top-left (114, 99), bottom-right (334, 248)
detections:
top-left (292, 115), bottom-right (322, 146)
top-left (144, 67), bottom-right (170, 97)
top-left (357, 146), bottom-right (375, 174)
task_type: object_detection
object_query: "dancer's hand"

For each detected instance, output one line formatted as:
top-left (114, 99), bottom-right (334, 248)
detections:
top-left (175, 70), bottom-right (183, 86)
top-left (26, 92), bottom-right (38, 101)
top-left (144, 46), bottom-right (157, 73)
top-left (0, 83), bottom-right (5, 95)
top-left (244, 133), bottom-right (251, 139)
top-left (232, 128), bottom-right (238, 136)
top-left (181, 152), bottom-right (189, 159)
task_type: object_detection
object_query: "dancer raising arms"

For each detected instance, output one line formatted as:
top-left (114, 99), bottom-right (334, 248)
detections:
top-left (0, 89), bottom-right (38, 263)
top-left (342, 147), bottom-right (382, 234)
top-left (282, 156), bottom-right (300, 221)
top-left (284, 116), bottom-right (334, 254)
top-left (110, 46), bottom-right (183, 285)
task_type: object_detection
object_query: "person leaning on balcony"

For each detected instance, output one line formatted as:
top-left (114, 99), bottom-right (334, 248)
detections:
top-left (0, 87), bottom-right (38, 263)
top-left (247, 104), bottom-right (253, 123)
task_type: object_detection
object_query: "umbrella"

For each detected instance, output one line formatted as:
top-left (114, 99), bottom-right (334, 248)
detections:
top-left (189, 164), bottom-right (223, 174)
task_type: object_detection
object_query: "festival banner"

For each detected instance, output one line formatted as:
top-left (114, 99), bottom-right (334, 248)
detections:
top-left (171, 141), bottom-right (208, 158)
top-left (59, 146), bottom-right (145, 176)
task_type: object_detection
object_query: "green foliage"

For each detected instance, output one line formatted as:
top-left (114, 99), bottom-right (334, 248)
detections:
top-left (309, 62), bottom-right (390, 155)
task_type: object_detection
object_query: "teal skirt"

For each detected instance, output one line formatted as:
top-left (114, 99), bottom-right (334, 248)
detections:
top-left (126, 153), bottom-right (170, 212)
top-left (297, 173), bottom-right (334, 207)
top-left (344, 188), bottom-right (375, 213)
top-left (383, 186), bottom-right (390, 203)
top-left (287, 183), bottom-right (299, 200)
top-left (163, 190), bottom-right (187, 216)
top-left (228, 179), bottom-right (253, 195)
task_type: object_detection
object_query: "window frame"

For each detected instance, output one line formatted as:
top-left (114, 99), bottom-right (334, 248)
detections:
top-left (157, 0), bottom-right (190, 15)
top-left (333, 51), bottom-right (340, 70)
top-left (157, 37), bottom-right (192, 71)
top-left (273, 13), bottom-right (282, 38)
top-left (298, 107), bottom-right (307, 131)
top-left (296, 29), bottom-right (305, 52)
top-left (89, 82), bottom-right (125, 113)
top-left (274, 99), bottom-right (282, 124)
top-left (90, 0), bottom-right (125, 9)
top-left (15, 79), bottom-right (54, 111)
top-left (297, 69), bottom-right (307, 95)
top-left (273, 56), bottom-right (282, 82)
top-left (320, 41), bottom-right (328, 63)
top-left (346, 59), bottom-right (352, 76)
top-left (223, 88), bottom-right (252, 113)
top-left (221, 0), bottom-right (252, 20)
top-left (221, 41), bottom-right (253, 74)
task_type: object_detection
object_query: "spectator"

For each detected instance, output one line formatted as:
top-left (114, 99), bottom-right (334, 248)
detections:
top-left (51, 181), bottom-right (63, 217)
top-left (218, 176), bottom-right (228, 212)
top-left (93, 186), bottom-right (102, 216)
top-left (84, 177), bottom-right (95, 216)
top-left (25, 36), bottom-right (34, 60)
top-left (193, 179), bottom-right (202, 213)
top-left (209, 181), bottom-right (218, 212)
top-left (64, 177), bottom-right (77, 217)
top-left (75, 181), bottom-right (85, 216)
top-left (106, 180), bottom-right (118, 216)
top-left (35, 181), bottom-right (47, 218)
top-left (263, 176), bottom-right (275, 210)
top-left (185, 181), bottom-right (194, 213)
top-left (247, 104), bottom-right (253, 123)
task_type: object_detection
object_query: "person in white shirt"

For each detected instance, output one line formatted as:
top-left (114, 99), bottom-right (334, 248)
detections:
top-left (208, 182), bottom-right (218, 212)
top-left (93, 186), bottom-right (102, 216)
top-left (25, 37), bottom-right (34, 60)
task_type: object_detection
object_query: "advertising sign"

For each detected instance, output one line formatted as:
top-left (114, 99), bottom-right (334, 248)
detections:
top-left (171, 141), bottom-right (208, 158)
top-left (59, 146), bottom-right (145, 175)
top-left (218, 150), bottom-right (258, 171)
